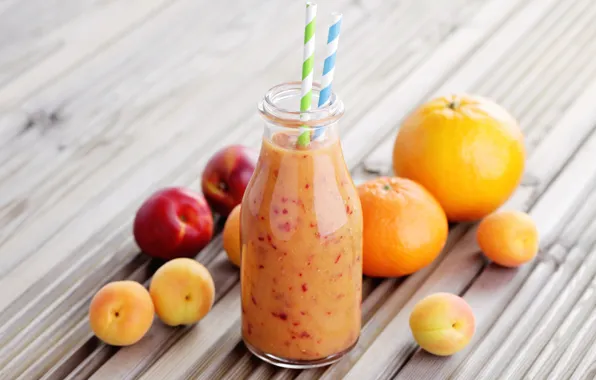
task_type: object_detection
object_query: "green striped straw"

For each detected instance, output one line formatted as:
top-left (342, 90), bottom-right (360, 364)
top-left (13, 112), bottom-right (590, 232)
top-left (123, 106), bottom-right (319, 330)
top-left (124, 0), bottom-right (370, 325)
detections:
top-left (297, 2), bottom-right (317, 147)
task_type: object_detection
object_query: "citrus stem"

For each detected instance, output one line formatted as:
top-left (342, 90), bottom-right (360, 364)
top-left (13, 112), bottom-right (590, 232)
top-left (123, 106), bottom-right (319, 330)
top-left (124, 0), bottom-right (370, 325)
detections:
top-left (448, 98), bottom-right (460, 110)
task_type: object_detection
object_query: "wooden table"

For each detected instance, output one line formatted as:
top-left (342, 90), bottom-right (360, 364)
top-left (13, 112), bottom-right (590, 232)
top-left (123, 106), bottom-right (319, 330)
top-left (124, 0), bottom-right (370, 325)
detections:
top-left (2, 0), bottom-right (596, 378)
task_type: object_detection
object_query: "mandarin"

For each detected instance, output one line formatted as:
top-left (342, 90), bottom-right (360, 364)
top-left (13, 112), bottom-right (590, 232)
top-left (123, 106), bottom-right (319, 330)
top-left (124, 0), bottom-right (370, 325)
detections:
top-left (393, 94), bottom-right (525, 222)
top-left (358, 177), bottom-right (448, 277)
top-left (477, 210), bottom-right (539, 267)
top-left (223, 204), bottom-right (242, 267)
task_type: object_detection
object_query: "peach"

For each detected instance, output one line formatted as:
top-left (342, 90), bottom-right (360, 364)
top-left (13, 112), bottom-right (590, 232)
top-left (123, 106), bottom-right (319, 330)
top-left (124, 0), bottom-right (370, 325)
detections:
top-left (223, 204), bottom-right (241, 267)
top-left (149, 258), bottom-right (215, 326)
top-left (409, 292), bottom-right (475, 356)
top-left (88, 281), bottom-right (154, 346)
top-left (477, 210), bottom-right (539, 267)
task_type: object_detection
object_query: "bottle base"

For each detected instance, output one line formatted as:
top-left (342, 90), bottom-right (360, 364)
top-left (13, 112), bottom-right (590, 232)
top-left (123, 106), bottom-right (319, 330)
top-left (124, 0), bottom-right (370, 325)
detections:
top-left (243, 338), bottom-right (358, 369)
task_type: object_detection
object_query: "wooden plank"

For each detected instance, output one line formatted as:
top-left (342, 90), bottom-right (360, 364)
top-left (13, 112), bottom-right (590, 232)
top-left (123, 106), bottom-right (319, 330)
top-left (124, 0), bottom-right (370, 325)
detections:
top-left (203, 342), bottom-right (257, 380)
top-left (2, 235), bottom-right (222, 379)
top-left (14, 0), bottom-right (406, 374)
top-left (397, 216), bottom-right (596, 380)
top-left (4, 0), bottom-right (596, 376)
top-left (0, 124), bottom-right (259, 377)
top-left (0, 0), bottom-right (418, 305)
top-left (436, 0), bottom-right (585, 98)
top-left (398, 129), bottom-right (596, 379)
top-left (527, 279), bottom-right (596, 379)
top-left (345, 51), bottom-right (596, 380)
top-left (550, 306), bottom-right (596, 379)
top-left (0, 0), bottom-right (296, 245)
top-left (136, 0), bottom-right (596, 378)
top-left (527, 43), bottom-right (596, 151)
top-left (245, 364), bottom-right (277, 380)
top-left (446, 246), bottom-right (561, 379)
top-left (514, 5), bottom-right (596, 148)
top-left (248, 227), bottom-right (470, 380)
top-left (0, 0), bottom-right (169, 90)
top-left (558, 190), bottom-right (596, 249)
top-left (496, 246), bottom-right (596, 379)
top-left (126, 283), bottom-right (240, 380)
top-left (95, 0), bottom-right (533, 376)
top-left (340, 0), bottom-right (530, 170)
top-left (569, 325), bottom-right (596, 379)
top-left (481, 0), bottom-right (593, 116)
top-left (0, 0), bottom-right (373, 347)
top-left (0, 0), bottom-right (422, 202)
top-left (463, 222), bottom-right (596, 379)
top-left (9, 0), bottom-right (492, 378)
top-left (0, 0), bottom-right (428, 220)
top-left (380, 102), bottom-right (596, 380)
top-left (4, 243), bottom-right (234, 380)
top-left (348, 0), bottom-right (588, 378)
top-left (314, 225), bottom-right (469, 380)
top-left (0, 0), bottom-right (289, 277)
top-left (526, 90), bottom-right (596, 198)
top-left (217, 278), bottom-right (381, 380)
top-left (450, 190), bottom-right (596, 379)
top-left (363, 0), bottom-right (590, 175)
top-left (0, 0), bottom-right (177, 108)
top-left (84, 252), bottom-right (238, 380)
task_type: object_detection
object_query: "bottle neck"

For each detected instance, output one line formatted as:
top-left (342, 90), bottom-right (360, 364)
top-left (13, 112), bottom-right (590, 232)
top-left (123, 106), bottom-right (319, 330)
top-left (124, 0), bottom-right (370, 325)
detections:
top-left (258, 82), bottom-right (344, 128)
top-left (264, 122), bottom-right (339, 151)
top-left (258, 81), bottom-right (344, 149)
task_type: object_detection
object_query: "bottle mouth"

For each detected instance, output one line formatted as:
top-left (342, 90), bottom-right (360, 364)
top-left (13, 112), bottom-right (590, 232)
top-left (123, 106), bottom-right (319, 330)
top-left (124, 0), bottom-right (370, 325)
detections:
top-left (258, 81), bottom-right (344, 128)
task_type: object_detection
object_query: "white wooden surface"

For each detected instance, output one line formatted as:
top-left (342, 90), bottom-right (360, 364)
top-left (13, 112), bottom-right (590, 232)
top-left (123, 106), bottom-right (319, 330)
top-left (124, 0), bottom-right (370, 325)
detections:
top-left (2, 0), bottom-right (596, 379)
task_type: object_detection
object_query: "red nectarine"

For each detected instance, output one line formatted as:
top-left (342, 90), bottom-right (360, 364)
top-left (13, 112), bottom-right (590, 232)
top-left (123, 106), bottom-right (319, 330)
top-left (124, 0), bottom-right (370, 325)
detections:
top-left (201, 145), bottom-right (256, 216)
top-left (133, 187), bottom-right (213, 260)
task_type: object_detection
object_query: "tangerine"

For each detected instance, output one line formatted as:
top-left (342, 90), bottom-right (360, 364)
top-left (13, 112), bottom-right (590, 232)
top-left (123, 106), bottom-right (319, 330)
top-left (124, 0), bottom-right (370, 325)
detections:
top-left (358, 177), bottom-right (448, 277)
top-left (223, 204), bottom-right (241, 267)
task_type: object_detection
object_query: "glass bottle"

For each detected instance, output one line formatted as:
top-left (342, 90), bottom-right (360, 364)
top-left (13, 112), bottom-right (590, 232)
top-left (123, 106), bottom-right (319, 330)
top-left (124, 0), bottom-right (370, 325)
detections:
top-left (240, 82), bottom-right (363, 369)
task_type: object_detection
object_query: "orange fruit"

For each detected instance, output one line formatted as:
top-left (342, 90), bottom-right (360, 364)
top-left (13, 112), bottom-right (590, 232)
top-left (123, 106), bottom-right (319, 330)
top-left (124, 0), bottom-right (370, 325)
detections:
top-left (477, 210), bottom-right (538, 267)
top-left (223, 204), bottom-right (241, 267)
top-left (358, 177), bottom-right (448, 277)
top-left (393, 94), bottom-right (525, 222)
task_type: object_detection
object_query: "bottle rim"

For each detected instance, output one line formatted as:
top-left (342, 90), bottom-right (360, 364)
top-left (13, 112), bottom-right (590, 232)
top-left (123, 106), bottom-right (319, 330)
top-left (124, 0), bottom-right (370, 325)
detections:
top-left (258, 81), bottom-right (344, 128)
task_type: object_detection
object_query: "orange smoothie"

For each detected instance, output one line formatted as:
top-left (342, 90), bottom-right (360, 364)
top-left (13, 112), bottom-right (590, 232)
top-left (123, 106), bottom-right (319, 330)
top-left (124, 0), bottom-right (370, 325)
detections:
top-left (240, 132), bottom-right (363, 363)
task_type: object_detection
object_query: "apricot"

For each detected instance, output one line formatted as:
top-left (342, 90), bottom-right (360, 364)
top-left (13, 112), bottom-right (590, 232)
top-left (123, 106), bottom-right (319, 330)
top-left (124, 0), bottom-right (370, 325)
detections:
top-left (477, 210), bottom-right (539, 267)
top-left (88, 281), bottom-right (154, 346)
top-left (149, 258), bottom-right (215, 326)
top-left (409, 293), bottom-right (475, 356)
top-left (223, 204), bottom-right (242, 267)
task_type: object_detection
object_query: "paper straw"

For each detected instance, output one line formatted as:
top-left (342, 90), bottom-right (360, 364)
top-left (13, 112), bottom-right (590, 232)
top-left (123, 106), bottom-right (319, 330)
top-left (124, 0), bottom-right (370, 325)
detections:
top-left (297, 2), bottom-right (317, 147)
top-left (313, 12), bottom-right (342, 140)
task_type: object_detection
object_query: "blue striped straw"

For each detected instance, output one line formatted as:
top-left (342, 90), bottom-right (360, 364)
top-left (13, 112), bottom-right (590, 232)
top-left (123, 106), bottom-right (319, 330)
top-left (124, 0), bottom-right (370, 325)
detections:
top-left (313, 12), bottom-right (342, 140)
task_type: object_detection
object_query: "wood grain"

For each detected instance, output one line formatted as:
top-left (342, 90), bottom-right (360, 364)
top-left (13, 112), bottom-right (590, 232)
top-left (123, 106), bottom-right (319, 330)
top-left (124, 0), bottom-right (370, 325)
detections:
top-left (95, 0), bottom-right (532, 376)
top-left (527, 277), bottom-right (596, 379)
top-left (2, 0), bottom-right (596, 378)
top-left (69, 0), bottom-right (492, 377)
top-left (399, 124), bottom-right (596, 378)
